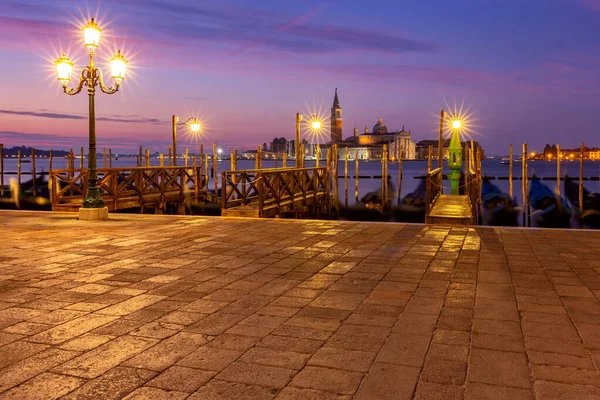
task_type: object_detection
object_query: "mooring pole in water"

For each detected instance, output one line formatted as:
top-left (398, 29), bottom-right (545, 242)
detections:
top-left (580, 143), bottom-right (585, 214)
top-left (159, 154), bottom-right (164, 167)
top-left (316, 145), bottom-right (320, 169)
top-left (283, 152), bottom-right (287, 168)
top-left (344, 147), bottom-right (348, 208)
top-left (213, 143), bottom-right (218, 202)
top-left (138, 146), bottom-right (142, 167)
top-left (0, 143), bottom-right (3, 197)
top-left (192, 155), bottom-right (198, 203)
top-left (109, 149), bottom-right (112, 168)
top-left (382, 144), bottom-right (389, 210)
top-left (200, 144), bottom-right (204, 176)
top-left (145, 149), bottom-right (150, 167)
top-left (427, 145), bottom-right (433, 173)
top-left (464, 144), bottom-right (469, 195)
top-left (168, 146), bottom-right (172, 167)
top-left (31, 148), bottom-right (36, 196)
top-left (355, 149), bottom-right (359, 202)
top-left (398, 146), bottom-right (403, 205)
top-left (185, 149), bottom-right (189, 167)
top-left (522, 143), bottom-right (528, 227)
top-left (17, 150), bottom-right (21, 190)
top-left (509, 144), bottom-right (513, 198)
top-left (205, 154), bottom-right (209, 192)
top-left (557, 144), bottom-right (561, 196)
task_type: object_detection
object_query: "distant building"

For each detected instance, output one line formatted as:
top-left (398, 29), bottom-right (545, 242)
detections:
top-left (415, 139), bottom-right (485, 160)
top-left (328, 89), bottom-right (417, 160)
top-left (270, 137), bottom-right (288, 153)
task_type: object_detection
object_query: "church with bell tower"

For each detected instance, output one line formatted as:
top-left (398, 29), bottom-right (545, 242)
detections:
top-left (330, 88), bottom-right (343, 143)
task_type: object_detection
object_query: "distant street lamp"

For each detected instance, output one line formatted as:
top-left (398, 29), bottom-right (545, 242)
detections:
top-left (172, 115), bottom-right (202, 166)
top-left (448, 115), bottom-right (463, 195)
top-left (54, 18), bottom-right (128, 219)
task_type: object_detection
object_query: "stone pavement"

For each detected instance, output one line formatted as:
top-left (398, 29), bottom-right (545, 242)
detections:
top-left (0, 211), bottom-right (600, 400)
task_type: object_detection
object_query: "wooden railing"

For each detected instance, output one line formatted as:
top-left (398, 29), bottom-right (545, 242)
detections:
top-left (425, 167), bottom-right (443, 215)
top-left (50, 166), bottom-right (207, 212)
top-left (466, 167), bottom-right (480, 225)
top-left (221, 167), bottom-right (329, 217)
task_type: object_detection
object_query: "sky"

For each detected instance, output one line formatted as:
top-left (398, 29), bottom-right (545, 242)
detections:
top-left (0, 0), bottom-right (599, 155)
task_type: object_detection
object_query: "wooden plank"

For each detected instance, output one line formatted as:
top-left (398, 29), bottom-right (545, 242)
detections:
top-left (426, 194), bottom-right (472, 225)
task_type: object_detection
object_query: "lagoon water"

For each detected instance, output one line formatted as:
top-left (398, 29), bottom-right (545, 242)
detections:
top-left (3, 157), bottom-right (600, 224)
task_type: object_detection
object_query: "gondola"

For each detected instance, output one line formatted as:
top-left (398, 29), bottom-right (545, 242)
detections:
top-left (393, 178), bottom-right (426, 223)
top-left (481, 177), bottom-right (519, 226)
top-left (0, 172), bottom-right (52, 211)
top-left (528, 177), bottom-right (572, 228)
top-left (564, 175), bottom-right (600, 228)
top-left (339, 178), bottom-right (394, 222)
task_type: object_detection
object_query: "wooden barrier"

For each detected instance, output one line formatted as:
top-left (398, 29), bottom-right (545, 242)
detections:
top-left (50, 166), bottom-right (207, 212)
top-left (221, 167), bottom-right (328, 218)
top-left (425, 167), bottom-right (443, 216)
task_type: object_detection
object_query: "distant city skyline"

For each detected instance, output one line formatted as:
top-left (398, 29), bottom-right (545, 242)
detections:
top-left (1, 0), bottom-right (599, 155)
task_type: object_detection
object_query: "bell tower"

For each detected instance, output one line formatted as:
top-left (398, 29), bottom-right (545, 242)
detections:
top-left (330, 88), bottom-right (342, 143)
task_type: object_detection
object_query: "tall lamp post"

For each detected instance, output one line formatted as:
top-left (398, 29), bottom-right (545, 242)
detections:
top-left (172, 115), bottom-right (201, 165)
top-left (448, 117), bottom-right (463, 195)
top-left (54, 18), bottom-right (128, 220)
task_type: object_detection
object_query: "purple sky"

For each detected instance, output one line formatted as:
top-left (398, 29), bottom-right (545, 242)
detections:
top-left (0, 0), bottom-right (599, 154)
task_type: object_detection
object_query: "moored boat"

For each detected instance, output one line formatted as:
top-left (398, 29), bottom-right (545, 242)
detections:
top-left (529, 177), bottom-right (571, 228)
top-left (481, 177), bottom-right (519, 226)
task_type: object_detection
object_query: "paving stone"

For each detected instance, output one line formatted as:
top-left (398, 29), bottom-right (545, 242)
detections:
top-left (122, 387), bottom-right (189, 399)
top-left (122, 332), bottom-right (207, 371)
top-left (414, 381), bottom-right (464, 400)
top-left (0, 348), bottom-right (80, 393)
top-left (53, 335), bottom-right (159, 378)
top-left (217, 361), bottom-right (296, 389)
top-left (290, 366), bottom-right (363, 395)
top-left (465, 382), bottom-right (534, 400)
top-left (27, 314), bottom-right (119, 344)
top-left (376, 333), bottom-right (431, 367)
top-left (187, 380), bottom-right (277, 400)
top-left (420, 357), bottom-right (467, 385)
top-left (353, 362), bottom-right (419, 400)
top-left (533, 380), bottom-right (600, 400)
top-left (308, 347), bottom-right (375, 372)
top-left (275, 387), bottom-right (351, 399)
top-left (1, 372), bottom-right (85, 400)
top-left (61, 366), bottom-right (158, 400)
top-left (0, 341), bottom-right (49, 369)
top-left (146, 366), bottom-right (215, 392)
top-left (240, 347), bottom-right (310, 370)
top-left (258, 335), bottom-right (325, 354)
top-left (177, 345), bottom-right (242, 371)
top-left (468, 348), bottom-right (531, 388)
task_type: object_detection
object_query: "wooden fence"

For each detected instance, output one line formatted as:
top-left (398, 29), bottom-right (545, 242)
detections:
top-left (221, 166), bottom-right (329, 218)
top-left (50, 166), bottom-right (207, 212)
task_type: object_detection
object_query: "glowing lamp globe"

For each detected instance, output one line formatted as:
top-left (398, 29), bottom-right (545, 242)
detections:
top-left (83, 18), bottom-right (101, 52)
top-left (110, 50), bottom-right (127, 84)
top-left (190, 122), bottom-right (201, 132)
top-left (311, 120), bottom-right (321, 130)
top-left (452, 120), bottom-right (461, 130)
top-left (55, 53), bottom-right (74, 86)
top-left (217, 148), bottom-right (223, 154)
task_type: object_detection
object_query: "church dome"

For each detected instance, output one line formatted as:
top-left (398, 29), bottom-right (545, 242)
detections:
top-left (373, 117), bottom-right (388, 134)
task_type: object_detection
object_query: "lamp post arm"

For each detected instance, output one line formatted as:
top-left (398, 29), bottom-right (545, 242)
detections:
top-left (177, 117), bottom-right (197, 126)
top-left (63, 68), bottom-right (88, 96)
top-left (97, 68), bottom-right (120, 95)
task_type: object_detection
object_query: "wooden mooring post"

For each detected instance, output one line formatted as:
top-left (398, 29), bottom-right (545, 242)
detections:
top-left (355, 149), bottom-right (359, 202)
top-left (438, 109), bottom-right (444, 170)
top-left (168, 146), bottom-right (172, 167)
top-left (344, 147), bottom-right (348, 208)
top-left (509, 144), bottom-right (513, 198)
top-left (17, 150), bottom-right (21, 189)
top-left (204, 154), bottom-right (209, 191)
top-left (557, 144), bottom-right (561, 196)
top-left (0, 143), bottom-right (3, 196)
top-left (139, 146), bottom-right (143, 167)
top-left (382, 144), bottom-right (388, 210)
top-left (316, 145), bottom-right (320, 169)
top-left (185, 148), bottom-right (189, 167)
top-left (31, 148), bottom-right (36, 196)
top-left (580, 143), bottom-right (584, 213)
top-left (522, 143), bottom-right (528, 227)
top-left (159, 154), bottom-right (164, 167)
top-left (103, 148), bottom-right (107, 168)
top-left (193, 156), bottom-right (198, 202)
top-left (213, 143), bottom-right (218, 202)
top-left (398, 145), bottom-right (403, 204)
top-left (80, 147), bottom-right (84, 169)
top-left (283, 152), bottom-right (287, 168)
top-left (109, 149), bottom-right (113, 168)
top-left (145, 149), bottom-right (150, 167)
top-left (427, 145), bottom-right (433, 172)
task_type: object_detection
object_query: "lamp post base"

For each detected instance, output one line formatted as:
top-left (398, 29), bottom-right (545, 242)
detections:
top-left (78, 207), bottom-right (109, 220)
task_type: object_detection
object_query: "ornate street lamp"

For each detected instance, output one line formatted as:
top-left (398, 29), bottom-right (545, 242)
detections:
top-left (171, 115), bottom-right (202, 166)
top-left (54, 18), bottom-right (128, 219)
top-left (448, 116), bottom-right (463, 195)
